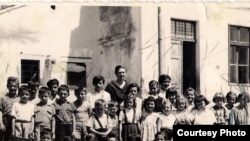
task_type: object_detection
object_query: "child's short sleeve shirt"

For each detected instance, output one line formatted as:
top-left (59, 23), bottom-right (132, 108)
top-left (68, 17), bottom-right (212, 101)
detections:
top-left (0, 94), bottom-right (20, 117)
top-left (11, 101), bottom-right (35, 121)
top-left (53, 100), bottom-right (76, 123)
top-left (34, 103), bottom-right (55, 126)
top-left (87, 113), bottom-right (111, 129)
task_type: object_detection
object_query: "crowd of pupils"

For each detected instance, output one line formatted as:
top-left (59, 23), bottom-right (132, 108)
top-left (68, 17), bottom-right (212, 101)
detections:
top-left (0, 65), bottom-right (250, 141)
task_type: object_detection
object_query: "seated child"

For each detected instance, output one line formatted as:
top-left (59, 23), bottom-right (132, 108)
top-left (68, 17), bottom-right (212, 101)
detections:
top-left (87, 99), bottom-right (112, 141)
top-left (40, 128), bottom-right (53, 141)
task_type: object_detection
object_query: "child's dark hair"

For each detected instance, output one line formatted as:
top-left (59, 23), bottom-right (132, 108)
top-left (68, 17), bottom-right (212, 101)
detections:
top-left (154, 131), bottom-right (167, 141)
top-left (46, 78), bottom-right (59, 88)
top-left (212, 92), bottom-right (226, 103)
top-left (74, 87), bottom-right (87, 96)
top-left (226, 91), bottom-right (237, 103)
top-left (237, 92), bottom-right (250, 103)
top-left (107, 132), bottom-right (118, 140)
top-left (115, 65), bottom-right (125, 74)
top-left (143, 96), bottom-right (156, 111)
top-left (194, 95), bottom-right (210, 109)
top-left (38, 86), bottom-right (50, 97)
top-left (86, 133), bottom-right (97, 141)
top-left (7, 76), bottom-right (19, 88)
top-left (148, 80), bottom-right (160, 94)
top-left (126, 83), bottom-right (140, 95)
top-left (124, 96), bottom-right (136, 109)
top-left (18, 85), bottom-right (30, 96)
top-left (40, 128), bottom-right (53, 138)
top-left (158, 74), bottom-right (171, 84)
top-left (92, 75), bottom-right (105, 85)
top-left (184, 87), bottom-right (197, 97)
top-left (166, 87), bottom-right (178, 99)
top-left (58, 85), bottom-right (69, 94)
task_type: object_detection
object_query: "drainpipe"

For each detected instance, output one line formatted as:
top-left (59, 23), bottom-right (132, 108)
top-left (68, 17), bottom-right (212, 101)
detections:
top-left (158, 7), bottom-right (162, 75)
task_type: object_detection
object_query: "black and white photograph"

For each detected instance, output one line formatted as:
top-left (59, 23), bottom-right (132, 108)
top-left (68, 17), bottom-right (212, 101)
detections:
top-left (0, 3), bottom-right (250, 141)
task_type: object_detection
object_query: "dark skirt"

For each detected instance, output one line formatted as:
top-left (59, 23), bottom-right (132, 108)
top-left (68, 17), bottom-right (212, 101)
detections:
top-left (121, 123), bottom-right (141, 141)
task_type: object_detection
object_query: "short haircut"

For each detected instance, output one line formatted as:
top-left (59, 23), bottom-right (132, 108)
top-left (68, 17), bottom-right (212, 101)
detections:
top-left (126, 83), bottom-right (140, 95)
top-left (58, 85), bottom-right (69, 94)
top-left (94, 99), bottom-right (105, 108)
top-left (212, 92), bottom-right (226, 103)
top-left (158, 74), bottom-right (171, 84)
top-left (226, 91), bottom-right (237, 102)
top-left (148, 80), bottom-right (160, 94)
top-left (124, 97), bottom-right (136, 109)
top-left (155, 131), bottom-right (167, 141)
top-left (108, 100), bottom-right (118, 108)
top-left (38, 86), bottom-right (50, 96)
top-left (115, 65), bottom-right (125, 74)
top-left (40, 128), bottom-right (53, 138)
top-left (74, 87), bottom-right (87, 95)
top-left (162, 99), bottom-right (172, 109)
top-left (166, 87), bottom-right (178, 99)
top-left (92, 75), bottom-right (105, 85)
top-left (194, 95), bottom-right (210, 109)
top-left (46, 78), bottom-right (59, 88)
top-left (7, 76), bottom-right (19, 88)
top-left (143, 96), bottom-right (156, 110)
top-left (18, 85), bottom-right (30, 96)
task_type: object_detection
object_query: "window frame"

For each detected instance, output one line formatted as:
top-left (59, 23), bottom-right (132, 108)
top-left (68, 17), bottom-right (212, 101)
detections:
top-left (20, 59), bottom-right (40, 84)
top-left (229, 25), bottom-right (250, 85)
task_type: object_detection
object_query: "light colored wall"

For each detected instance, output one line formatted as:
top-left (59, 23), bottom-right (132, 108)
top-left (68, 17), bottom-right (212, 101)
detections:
top-left (0, 5), bottom-right (141, 97)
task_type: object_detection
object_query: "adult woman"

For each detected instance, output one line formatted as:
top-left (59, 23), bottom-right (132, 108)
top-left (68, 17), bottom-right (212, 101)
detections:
top-left (105, 65), bottom-right (128, 104)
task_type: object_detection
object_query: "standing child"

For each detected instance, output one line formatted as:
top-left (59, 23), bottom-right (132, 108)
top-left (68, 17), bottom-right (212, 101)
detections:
top-left (174, 97), bottom-right (192, 125)
top-left (157, 99), bottom-right (176, 141)
top-left (0, 76), bottom-right (20, 141)
top-left (47, 78), bottom-right (60, 103)
top-left (87, 99), bottom-right (112, 141)
top-left (225, 91), bottom-right (237, 112)
top-left (190, 95), bottom-right (217, 125)
top-left (11, 85), bottom-right (35, 140)
top-left (53, 85), bottom-right (76, 141)
top-left (183, 87), bottom-right (196, 112)
top-left (34, 86), bottom-right (56, 140)
top-left (73, 87), bottom-right (91, 141)
top-left (119, 94), bottom-right (141, 141)
top-left (229, 92), bottom-right (250, 125)
top-left (146, 80), bottom-right (164, 113)
top-left (107, 101), bottom-right (119, 139)
top-left (121, 83), bottom-right (143, 114)
top-left (87, 75), bottom-right (111, 111)
top-left (141, 96), bottom-right (159, 141)
top-left (166, 87), bottom-right (178, 110)
top-left (158, 74), bottom-right (171, 99)
top-left (211, 92), bottom-right (228, 125)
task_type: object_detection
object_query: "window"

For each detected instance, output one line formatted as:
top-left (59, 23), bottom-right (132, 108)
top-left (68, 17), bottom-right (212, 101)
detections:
top-left (229, 25), bottom-right (250, 84)
top-left (66, 62), bottom-right (86, 88)
top-left (21, 60), bottom-right (40, 83)
top-left (171, 19), bottom-right (196, 41)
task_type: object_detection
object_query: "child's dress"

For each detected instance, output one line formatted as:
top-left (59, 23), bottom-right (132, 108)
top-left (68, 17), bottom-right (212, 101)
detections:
top-left (174, 109), bottom-right (192, 125)
top-left (229, 103), bottom-right (250, 125)
top-left (141, 112), bottom-right (159, 141)
top-left (211, 105), bottom-right (228, 125)
top-left (157, 113), bottom-right (176, 141)
top-left (119, 109), bottom-right (141, 141)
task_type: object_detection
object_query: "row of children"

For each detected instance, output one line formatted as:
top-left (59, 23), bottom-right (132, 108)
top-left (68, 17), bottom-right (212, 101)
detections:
top-left (1, 64), bottom-right (250, 141)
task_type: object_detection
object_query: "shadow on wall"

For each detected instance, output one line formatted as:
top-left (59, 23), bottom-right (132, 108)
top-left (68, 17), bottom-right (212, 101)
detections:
top-left (69, 6), bottom-right (141, 90)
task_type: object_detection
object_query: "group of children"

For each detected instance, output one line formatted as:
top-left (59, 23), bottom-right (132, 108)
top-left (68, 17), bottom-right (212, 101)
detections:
top-left (0, 71), bottom-right (250, 141)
